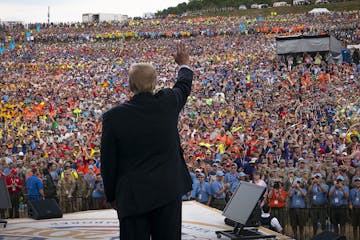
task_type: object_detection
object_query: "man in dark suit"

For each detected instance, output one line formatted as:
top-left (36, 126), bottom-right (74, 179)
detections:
top-left (101, 41), bottom-right (193, 240)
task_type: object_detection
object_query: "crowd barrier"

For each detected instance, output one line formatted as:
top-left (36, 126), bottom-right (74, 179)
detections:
top-left (266, 206), bottom-right (359, 240)
top-left (2, 196), bottom-right (360, 240)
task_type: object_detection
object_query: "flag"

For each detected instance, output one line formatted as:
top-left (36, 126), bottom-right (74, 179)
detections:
top-left (9, 41), bottom-right (15, 51)
top-left (26, 31), bottom-right (31, 41)
top-left (36, 24), bottom-right (41, 32)
top-left (0, 47), bottom-right (4, 55)
top-left (239, 23), bottom-right (246, 33)
top-left (257, 15), bottom-right (263, 22)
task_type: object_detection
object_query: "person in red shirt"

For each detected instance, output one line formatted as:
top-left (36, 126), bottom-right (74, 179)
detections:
top-left (268, 181), bottom-right (287, 229)
top-left (5, 169), bottom-right (23, 218)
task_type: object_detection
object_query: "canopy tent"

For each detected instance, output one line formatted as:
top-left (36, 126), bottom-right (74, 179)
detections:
top-left (308, 8), bottom-right (330, 14)
top-left (275, 34), bottom-right (343, 63)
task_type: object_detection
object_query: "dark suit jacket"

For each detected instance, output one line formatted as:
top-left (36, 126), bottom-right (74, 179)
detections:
top-left (101, 67), bottom-right (193, 218)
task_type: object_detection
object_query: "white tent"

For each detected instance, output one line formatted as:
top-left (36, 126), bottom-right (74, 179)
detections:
top-left (308, 8), bottom-right (331, 14)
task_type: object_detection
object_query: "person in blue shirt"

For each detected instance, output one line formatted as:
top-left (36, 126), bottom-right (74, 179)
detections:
top-left (26, 168), bottom-right (44, 201)
top-left (190, 169), bottom-right (201, 200)
top-left (224, 163), bottom-right (239, 201)
top-left (288, 177), bottom-right (307, 240)
top-left (349, 177), bottom-right (360, 240)
top-left (182, 167), bottom-right (198, 201)
top-left (210, 171), bottom-right (230, 210)
top-left (195, 173), bottom-right (211, 205)
top-left (329, 175), bottom-right (349, 235)
top-left (308, 173), bottom-right (329, 237)
top-left (229, 172), bottom-right (246, 194)
top-left (92, 173), bottom-right (106, 209)
top-left (225, 163), bottom-right (239, 185)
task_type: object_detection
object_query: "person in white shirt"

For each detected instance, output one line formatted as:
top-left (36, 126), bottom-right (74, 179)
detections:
top-left (260, 204), bottom-right (284, 234)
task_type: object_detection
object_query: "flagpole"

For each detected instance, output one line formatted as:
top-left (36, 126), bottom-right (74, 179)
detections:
top-left (48, 6), bottom-right (50, 24)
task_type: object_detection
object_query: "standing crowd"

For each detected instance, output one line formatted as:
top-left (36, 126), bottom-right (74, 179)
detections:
top-left (1, 9), bottom-right (360, 240)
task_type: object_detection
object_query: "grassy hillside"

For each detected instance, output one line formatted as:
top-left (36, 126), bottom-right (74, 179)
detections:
top-left (204, 1), bottom-right (360, 17)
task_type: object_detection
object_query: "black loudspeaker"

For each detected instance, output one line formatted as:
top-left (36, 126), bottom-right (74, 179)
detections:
top-left (28, 199), bottom-right (63, 220)
top-left (311, 231), bottom-right (346, 240)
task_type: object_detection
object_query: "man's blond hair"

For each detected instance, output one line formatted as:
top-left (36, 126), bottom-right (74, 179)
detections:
top-left (129, 63), bottom-right (156, 94)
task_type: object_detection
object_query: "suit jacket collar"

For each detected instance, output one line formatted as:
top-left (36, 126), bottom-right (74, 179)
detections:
top-left (132, 92), bottom-right (154, 100)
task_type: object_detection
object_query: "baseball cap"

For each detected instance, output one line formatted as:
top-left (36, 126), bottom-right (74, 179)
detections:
top-left (238, 172), bottom-right (246, 177)
top-left (10, 169), bottom-right (17, 175)
top-left (314, 173), bottom-right (322, 178)
top-left (216, 171), bottom-right (224, 177)
top-left (18, 152), bottom-right (24, 156)
top-left (249, 158), bottom-right (257, 164)
top-left (336, 175), bottom-right (344, 181)
top-left (212, 163), bottom-right (219, 168)
top-left (199, 173), bottom-right (205, 178)
top-left (354, 177), bottom-right (360, 182)
top-left (295, 177), bottom-right (302, 183)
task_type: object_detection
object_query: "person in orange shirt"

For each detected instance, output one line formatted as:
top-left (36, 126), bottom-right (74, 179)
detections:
top-left (215, 129), bottom-right (234, 149)
top-left (268, 181), bottom-right (287, 229)
top-left (83, 158), bottom-right (100, 175)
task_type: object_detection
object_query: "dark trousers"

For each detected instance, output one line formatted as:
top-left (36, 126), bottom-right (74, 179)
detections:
top-left (118, 198), bottom-right (182, 240)
top-left (9, 193), bottom-right (20, 218)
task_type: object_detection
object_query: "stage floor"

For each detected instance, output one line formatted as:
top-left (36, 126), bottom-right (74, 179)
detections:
top-left (0, 201), bottom-right (290, 240)
top-left (0, 201), bottom-right (232, 240)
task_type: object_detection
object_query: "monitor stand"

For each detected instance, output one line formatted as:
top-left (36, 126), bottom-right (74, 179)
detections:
top-left (215, 222), bottom-right (275, 239)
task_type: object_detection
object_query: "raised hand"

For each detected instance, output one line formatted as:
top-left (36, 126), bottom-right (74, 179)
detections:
top-left (173, 41), bottom-right (189, 66)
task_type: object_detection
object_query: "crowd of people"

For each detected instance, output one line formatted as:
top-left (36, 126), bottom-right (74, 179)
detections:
top-left (1, 9), bottom-right (360, 240)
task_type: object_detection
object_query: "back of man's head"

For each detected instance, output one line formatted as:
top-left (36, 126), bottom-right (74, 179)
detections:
top-left (129, 63), bottom-right (157, 94)
top-left (262, 204), bottom-right (270, 214)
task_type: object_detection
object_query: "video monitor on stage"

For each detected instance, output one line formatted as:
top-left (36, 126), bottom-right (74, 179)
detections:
top-left (222, 181), bottom-right (265, 226)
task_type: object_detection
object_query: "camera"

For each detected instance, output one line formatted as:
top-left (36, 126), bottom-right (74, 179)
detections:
top-left (273, 182), bottom-right (280, 189)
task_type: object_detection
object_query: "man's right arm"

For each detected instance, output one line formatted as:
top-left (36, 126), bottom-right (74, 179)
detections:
top-left (173, 67), bottom-right (193, 111)
top-left (172, 41), bottom-right (193, 112)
